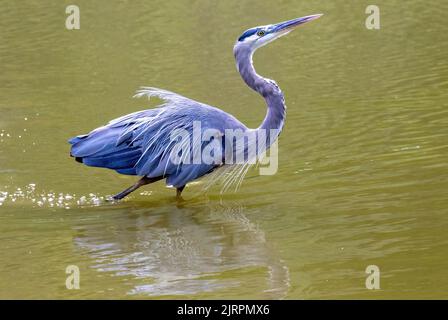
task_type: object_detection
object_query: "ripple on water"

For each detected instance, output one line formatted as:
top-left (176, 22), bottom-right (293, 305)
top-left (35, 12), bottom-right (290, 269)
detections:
top-left (0, 183), bottom-right (111, 209)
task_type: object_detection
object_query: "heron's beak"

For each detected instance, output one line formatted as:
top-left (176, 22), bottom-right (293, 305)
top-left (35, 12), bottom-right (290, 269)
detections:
top-left (253, 14), bottom-right (323, 49)
top-left (271, 14), bottom-right (323, 37)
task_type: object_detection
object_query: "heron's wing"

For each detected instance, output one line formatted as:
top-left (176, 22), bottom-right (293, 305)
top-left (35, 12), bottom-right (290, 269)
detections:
top-left (69, 87), bottom-right (249, 189)
top-left (130, 88), bottom-right (248, 186)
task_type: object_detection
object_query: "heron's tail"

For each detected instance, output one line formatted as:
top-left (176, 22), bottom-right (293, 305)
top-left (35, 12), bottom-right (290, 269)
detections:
top-left (69, 126), bottom-right (140, 175)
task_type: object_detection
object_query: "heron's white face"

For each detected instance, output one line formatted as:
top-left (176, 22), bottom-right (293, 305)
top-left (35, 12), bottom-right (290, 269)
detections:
top-left (236, 25), bottom-right (275, 49)
top-left (236, 14), bottom-right (323, 50)
top-left (236, 25), bottom-right (278, 50)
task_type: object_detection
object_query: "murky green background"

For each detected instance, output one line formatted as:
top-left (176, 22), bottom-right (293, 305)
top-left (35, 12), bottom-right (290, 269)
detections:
top-left (1, 0), bottom-right (447, 299)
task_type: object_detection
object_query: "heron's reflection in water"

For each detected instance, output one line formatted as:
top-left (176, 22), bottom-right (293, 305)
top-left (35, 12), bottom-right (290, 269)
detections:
top-left (73, 198), bottom-right (290, 298)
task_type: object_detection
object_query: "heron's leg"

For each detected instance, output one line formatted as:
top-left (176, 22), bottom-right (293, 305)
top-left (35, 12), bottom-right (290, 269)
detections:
top-left (112, 176), bottom-right (162, 200)
top-left (176, 186), bottom-right (185, 199)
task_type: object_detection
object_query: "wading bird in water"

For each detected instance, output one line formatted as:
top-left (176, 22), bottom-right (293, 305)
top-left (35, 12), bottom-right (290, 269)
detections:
top-left (69, 14), bottom-right (322, 200)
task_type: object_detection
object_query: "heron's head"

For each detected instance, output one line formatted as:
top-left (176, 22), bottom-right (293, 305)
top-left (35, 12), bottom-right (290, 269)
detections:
top-left (234, 14), bottom-right (323, 52)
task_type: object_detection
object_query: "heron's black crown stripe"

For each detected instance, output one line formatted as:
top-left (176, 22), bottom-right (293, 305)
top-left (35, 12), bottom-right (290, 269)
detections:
top-left (238, 28), bottom-right (258, 41)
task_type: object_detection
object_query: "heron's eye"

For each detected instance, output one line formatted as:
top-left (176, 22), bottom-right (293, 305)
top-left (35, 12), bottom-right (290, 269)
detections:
top-left (257, 30), bottom-right (265, 37)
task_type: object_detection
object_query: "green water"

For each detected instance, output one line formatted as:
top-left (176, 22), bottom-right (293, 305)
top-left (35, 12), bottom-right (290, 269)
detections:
top-left (1, 0), bottom-right (448, 299)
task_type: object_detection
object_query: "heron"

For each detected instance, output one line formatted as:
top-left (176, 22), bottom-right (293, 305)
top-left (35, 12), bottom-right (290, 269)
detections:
top-left (69, 14), bottom-right (322, 200)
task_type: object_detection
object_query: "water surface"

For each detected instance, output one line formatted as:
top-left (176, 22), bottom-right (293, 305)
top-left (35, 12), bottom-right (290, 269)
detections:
top-left (1, 0), bottom-right (448, 298)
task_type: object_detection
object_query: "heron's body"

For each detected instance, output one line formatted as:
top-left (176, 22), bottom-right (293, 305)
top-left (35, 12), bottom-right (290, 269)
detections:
top-left (69, 14), bottom-right (322, 199)
top-left (70, 90), bottom-right (246, 187)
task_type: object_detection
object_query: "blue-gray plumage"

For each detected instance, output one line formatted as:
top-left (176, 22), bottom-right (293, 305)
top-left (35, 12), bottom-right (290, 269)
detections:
top-left (69, 14), bottom-right (322, 200)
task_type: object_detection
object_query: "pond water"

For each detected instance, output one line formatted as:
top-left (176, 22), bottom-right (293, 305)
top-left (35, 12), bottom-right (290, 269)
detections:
top-left (0, 0), bottom-right (447, 298)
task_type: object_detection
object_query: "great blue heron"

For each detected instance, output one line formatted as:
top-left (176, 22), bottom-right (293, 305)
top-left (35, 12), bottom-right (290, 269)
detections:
top-left (69, 14), bottom-right (322, 200)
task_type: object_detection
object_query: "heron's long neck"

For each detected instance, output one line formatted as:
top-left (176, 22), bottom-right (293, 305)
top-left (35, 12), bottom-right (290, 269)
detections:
top-left (235, 48), bottom-right (286, 135)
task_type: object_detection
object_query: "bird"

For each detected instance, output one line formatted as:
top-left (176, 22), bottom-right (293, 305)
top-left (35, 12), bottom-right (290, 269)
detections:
top-left (69, 14), bottom-right (322, 200)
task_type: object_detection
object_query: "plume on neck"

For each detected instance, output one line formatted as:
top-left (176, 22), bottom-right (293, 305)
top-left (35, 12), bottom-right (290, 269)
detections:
top-left (233, 44), bottom-right (286, 137)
